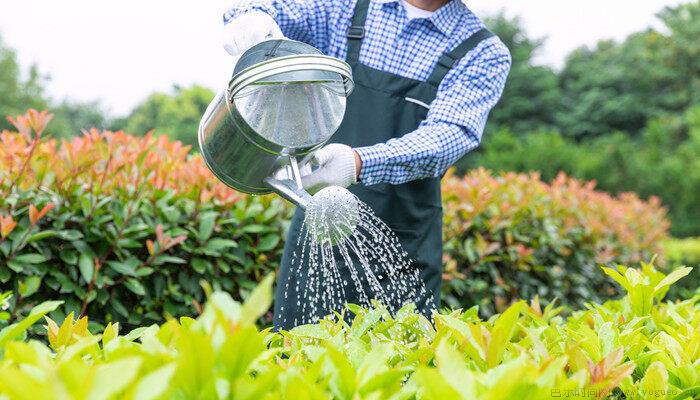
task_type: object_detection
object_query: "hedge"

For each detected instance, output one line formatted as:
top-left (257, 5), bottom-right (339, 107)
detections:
top-left (0, 110), bottom-right (669, 330)
top-left (0, 263), bottom-right (697, 399)
top-left (441, 169), bottom-right (669, 315)
top-left (0, 110), bottom-right (291, 329)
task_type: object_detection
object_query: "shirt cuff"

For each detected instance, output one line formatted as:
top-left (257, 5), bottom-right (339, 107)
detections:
top-left (355, 145), bottom-right (389, 186)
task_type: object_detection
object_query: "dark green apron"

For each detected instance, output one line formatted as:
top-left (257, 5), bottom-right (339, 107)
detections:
top-left (273, 0), bottom-right (494, 330)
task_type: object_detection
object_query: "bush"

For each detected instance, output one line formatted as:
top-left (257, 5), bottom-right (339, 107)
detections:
top-left (0, 264), bottom-right (697, 399)
top-left (441, 169), bottom-right (668, 315)
top-left (1, 110), bottom-right (669, 329)
top-left (0, 110), bottom-right (291, 330)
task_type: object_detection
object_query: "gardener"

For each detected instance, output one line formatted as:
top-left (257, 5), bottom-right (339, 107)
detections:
top-left (223, 0), bottom-right (511, 329)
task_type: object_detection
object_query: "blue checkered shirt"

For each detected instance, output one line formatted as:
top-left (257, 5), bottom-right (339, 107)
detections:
top-left (224, 0), bottom-right (511, 185)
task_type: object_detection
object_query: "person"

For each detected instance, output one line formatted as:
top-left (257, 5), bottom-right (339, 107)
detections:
top-left (223, 0), bottom-right (511, 330)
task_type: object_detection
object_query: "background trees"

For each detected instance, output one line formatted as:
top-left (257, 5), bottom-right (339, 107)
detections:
top-left (458, 2), bottom-right (700, 237)
top-left (0, 35), bottom-right (48, 129)
top-left (111, 85), bottom-right (214, 148)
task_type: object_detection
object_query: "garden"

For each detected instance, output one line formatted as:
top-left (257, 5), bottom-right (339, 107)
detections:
top-left (1, 1), bottom-right (699, 399)
top-left (0, 109), bottom-right (696, 399)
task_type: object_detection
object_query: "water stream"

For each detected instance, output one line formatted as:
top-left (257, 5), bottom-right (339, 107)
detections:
top-left (279, 186), bottom-right (428, 326)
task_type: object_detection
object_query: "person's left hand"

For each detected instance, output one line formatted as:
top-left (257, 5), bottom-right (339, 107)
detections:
top-left (301, 144), bottom-right (361, 194)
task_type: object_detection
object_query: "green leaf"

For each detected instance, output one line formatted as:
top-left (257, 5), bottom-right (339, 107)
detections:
top-left (257, 234), bottom-right (280, 252)
top-left (653, 267), bottom-right (692, 295)
top-left (241, 224), bottom-right (266, 234)
top-left (59, 229), bottom-right (84, 240)
top-left (107, 260), bottom-right (137, 276)
top-left (79, 253), bottom-right (95, 283)
top-left (601, 266), bottom-right (632, 293)
top-left (433, 315), bottom-right (485, 367)
top-left (486, 301), bottom-right (525, 368)
top-left (205, 238), bottom-right (238, 252)
top-left (323, 344), bottom-right (357, 400)
top-left (192, 258), bottom-right (210, 274)
top-left (133, 364), bottom-right (176, 400)
top-left (87, 357), bottom-right (142, 400)
top-left (198, 211), bottom-right (217, 242)
top-left (6, 260), bottom-right (23, 273)
top-left (125, 278), bottom-right (146, 296)
top-left (240, 274), bottom-right (274, 324)
top-left (111, 297), bottom-right (129, 318)
top-left (434, 339), bottom-right (476, 398)
top-left (14, 253), bottom-right (48, 264)
top-left (414, 367), bottom-right (464, 400)
top-left (59, 249), bottom-right (78, 265)
top-left (0, 300), bottom-right (63, 347)
top-left (640, 361), bottom-right (668, 399)
top-left (18, 276), bottom-right (41, 298)
top-left (27, 230), bottom-right (58, 242)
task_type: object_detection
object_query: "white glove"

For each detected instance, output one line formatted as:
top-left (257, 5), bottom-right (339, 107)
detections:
top-left (223, 11), bottom-right (285, 57)
top-left (301, 144), bottom-right (359, 194)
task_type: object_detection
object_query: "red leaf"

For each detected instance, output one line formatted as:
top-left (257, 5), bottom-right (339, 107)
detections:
top-left (29, 204), bottom-right (39, 225)
top-left (0, 214), bottom-right (17, 238)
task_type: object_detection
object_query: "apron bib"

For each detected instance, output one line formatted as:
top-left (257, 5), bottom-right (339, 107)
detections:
top-left (274, 0), bottom-right (493, 329)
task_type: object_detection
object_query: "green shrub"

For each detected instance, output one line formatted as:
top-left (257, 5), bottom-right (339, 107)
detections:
top-left (441, 169), bottom-right (668, 315)
top-left (1, 110), bottom-right (669, 330)
top-left (0, 110), bottom-right (291, 330)
top-left (0, 263), bottom-right (697, 399)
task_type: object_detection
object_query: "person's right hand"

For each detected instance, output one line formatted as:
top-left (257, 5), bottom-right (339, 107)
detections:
top-left (223, 11), bottom-right (285, 57)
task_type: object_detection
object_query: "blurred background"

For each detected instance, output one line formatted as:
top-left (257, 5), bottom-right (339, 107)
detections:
top-left (0, 0), bottom-right (698, 240)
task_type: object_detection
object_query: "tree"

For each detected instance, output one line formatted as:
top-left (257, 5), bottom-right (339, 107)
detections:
top-left (558, 1), bottom-right (700, 139)
top-left (484, 14), bottom-right (561, 135)
top-left (114, 85), bottom-right (214, 149)
top-left (0, 34), bottom-right (48, 129)
top-left (49, 100), bottom-right (110, 139)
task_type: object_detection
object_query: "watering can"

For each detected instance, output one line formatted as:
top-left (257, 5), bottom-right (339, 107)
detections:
top-left (199, 39), bottom-right (354, 210)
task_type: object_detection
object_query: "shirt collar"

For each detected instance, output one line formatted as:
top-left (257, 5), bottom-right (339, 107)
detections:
top-left (373, 0), bottom-right (471, 36)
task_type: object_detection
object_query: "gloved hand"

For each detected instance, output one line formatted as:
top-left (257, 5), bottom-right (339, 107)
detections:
top-left (223, 11), bottom-right (285, 57)
top-left (301, 144), bottom-right (360, 194)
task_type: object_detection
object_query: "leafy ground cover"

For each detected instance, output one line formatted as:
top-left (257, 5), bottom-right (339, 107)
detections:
top-left (0, 263), bottom-right (697, 399)
top-left (0, 110), bottom-right (670, 330)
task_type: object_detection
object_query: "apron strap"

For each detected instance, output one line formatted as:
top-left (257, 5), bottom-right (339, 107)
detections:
top-left (346, 0), bottom-right (371, 64)
top-left (426, 28), bottom-right (494, 87)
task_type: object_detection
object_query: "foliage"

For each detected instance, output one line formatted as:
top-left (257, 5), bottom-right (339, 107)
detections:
top-left (441, 169), bottom-right (669, 316)
top-left (0, 264), bottom-right (697, 399)
top-left (457, 2), bottom-right (700, 239)
top-left (0, 110), bottom-right (291, 331)
top-left (664, 237), bottom-right (700, 267)
top-left (463, 105), bottom-right (700, 237)
top-left (0, 110), bottom-right (669, 330)
top-left (483, 13), bottom-right (562, 135)
top-left (0, 35), bottom-right (48, 132)
top-left (112, 84), bottom-right (215, 148)
top-left (48, 99), bottom-right (110, 139)
top-left (663, 237), bottom-right (700, 299)
top-left (0, 34), bottom-right (112, 140)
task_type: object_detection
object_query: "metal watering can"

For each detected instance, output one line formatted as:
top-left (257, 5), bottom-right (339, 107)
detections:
top-left (199, 39), bottom-right (354, 210)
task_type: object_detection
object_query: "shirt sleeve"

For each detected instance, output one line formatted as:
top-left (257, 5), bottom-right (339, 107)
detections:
top-left (355, 37), bottom-right (512, 185)
top-left (223, 0), bottom-right (338, 53)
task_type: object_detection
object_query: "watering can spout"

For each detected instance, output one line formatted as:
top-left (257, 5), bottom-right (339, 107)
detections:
top-left (264, 176), bottom-right (312, 210)
top-left (264, 155), bottom-right (313, 210)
